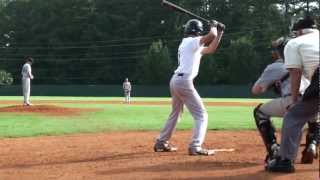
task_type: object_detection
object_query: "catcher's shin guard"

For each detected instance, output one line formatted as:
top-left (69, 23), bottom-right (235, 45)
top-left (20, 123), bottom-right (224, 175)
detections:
top-left (301, 121), bottom-right (320, 163)
top-left (254, 104), bottom-right (277, 155)
top-left (306, 121), bottom-right (320, 146)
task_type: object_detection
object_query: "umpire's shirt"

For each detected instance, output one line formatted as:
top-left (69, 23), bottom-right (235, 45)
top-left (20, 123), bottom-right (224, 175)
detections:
top-left (284, 29), bottom-right (320, 80)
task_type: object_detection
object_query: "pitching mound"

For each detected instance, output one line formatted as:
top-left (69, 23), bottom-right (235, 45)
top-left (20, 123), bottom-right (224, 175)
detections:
top-left (0, 105), bottom-right (99, 116)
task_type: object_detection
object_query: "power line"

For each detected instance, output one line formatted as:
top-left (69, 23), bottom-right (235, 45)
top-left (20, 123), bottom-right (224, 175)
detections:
top-left (0, 21), bottom-right (289, 48)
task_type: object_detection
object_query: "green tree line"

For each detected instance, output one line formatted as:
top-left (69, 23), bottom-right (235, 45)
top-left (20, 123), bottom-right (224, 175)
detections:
top-left (0, 0), bottom-right (318, 85)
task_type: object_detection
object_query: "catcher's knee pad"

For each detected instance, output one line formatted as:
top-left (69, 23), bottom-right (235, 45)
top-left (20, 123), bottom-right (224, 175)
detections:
top-left (306, 121), bottom-right (320, 146)
top-left (254, 104), bottom-right (277, 153)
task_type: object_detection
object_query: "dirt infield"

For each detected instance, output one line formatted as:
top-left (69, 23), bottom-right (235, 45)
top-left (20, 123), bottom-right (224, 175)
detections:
top-left (0, 100), bottom-right (260, 107)
top-left (0, 100), bottom-right (317, 179)
top-left (0, 131), bottom-right (318, 180)
top-left (0, 105), bottom-right (100, 116)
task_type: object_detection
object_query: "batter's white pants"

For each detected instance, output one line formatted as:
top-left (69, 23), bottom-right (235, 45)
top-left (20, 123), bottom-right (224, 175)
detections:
top-left (157, 74), bottom-right (208, 149)
top-left (22, 78), bottom-right (31, 104)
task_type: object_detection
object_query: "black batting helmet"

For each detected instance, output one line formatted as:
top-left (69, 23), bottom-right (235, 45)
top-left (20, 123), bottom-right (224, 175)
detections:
top-left (184, 19), bottom-right (203, 35)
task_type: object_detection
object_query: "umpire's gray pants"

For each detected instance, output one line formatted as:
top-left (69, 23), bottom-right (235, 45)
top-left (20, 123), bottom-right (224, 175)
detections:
top-left (157, 74), bottom-right (208, 149)
top-left (280, 98), bottom-right (319, 160)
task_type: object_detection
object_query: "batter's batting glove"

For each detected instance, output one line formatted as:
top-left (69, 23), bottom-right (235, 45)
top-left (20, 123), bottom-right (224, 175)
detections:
top-left (211, 27), bottom-right (218, 37)
top-left (209, 20), bottom-right (218, 27)
top-left (217, 23), bottom-right (225, 31)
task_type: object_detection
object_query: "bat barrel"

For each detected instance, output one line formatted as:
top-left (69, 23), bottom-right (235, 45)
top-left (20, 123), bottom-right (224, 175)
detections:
top-left (162, 0), bottom-right (210, 24)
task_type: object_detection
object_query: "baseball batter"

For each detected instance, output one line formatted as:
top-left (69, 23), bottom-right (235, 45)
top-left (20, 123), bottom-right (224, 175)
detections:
top-left (21, 57), bottom-right (34, 106)
top-left (252, 37), bottom-right (319, 164)
top-left (266, 16), bottom-right (319, 173)
top-left (123, 78), bottom-right (132, 103)
top-left (154, 19), bottom-right (225, 156)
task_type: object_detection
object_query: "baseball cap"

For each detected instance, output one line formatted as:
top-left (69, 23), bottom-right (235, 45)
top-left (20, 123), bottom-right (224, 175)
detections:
top-left (292, 16), bottom-right (317, 31)
top-left (25, 56), bottom-right (34, 63)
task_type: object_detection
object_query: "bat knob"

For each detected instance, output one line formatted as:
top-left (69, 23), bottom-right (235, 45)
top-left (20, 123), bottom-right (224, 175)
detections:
top-left (209, 20), bottom-right (218, 27)
top-left (217, 23), bottom-right (225, 31)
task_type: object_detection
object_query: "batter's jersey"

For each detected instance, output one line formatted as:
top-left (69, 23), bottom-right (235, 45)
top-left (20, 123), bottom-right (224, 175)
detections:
top-left (285, 29), bottom-right (319, 80)
top-left (254, 59), bottom-right (309, 96)
top-left (21, 63), bottom-right (32, 79)
top-left (174, 37), bottom-right (204, 80)
top-left (123, 82), bottom-right (131, 91)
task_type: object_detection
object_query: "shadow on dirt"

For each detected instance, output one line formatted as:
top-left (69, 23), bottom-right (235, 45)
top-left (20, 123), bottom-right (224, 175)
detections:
top-left (96, 160), bottom-right (259, 175)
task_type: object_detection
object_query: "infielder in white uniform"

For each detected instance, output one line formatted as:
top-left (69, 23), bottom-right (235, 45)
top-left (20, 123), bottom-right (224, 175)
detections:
top-left (123, 78), bottom-right (132, 103)
top-left (21, 57), bottom-right (34, 106)
top-left (154, 19), bottom-right (225, 155)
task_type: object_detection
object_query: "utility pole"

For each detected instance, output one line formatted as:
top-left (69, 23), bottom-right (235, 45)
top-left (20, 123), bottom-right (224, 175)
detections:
top-left (306, 0), bottom-right (310, 15)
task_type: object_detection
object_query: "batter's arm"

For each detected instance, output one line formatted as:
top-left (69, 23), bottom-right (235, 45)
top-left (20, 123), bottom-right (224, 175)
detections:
top-left (201, 27), bottom-right (224, 55)
top-left (200, 32), bottom-right (215, 46)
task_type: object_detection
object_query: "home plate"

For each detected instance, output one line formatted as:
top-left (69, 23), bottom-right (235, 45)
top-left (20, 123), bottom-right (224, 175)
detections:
top-left (213, 148), bottom-right (235, 152)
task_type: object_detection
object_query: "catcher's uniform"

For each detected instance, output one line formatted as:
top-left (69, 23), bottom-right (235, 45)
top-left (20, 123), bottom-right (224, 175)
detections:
top-left (123, 80), bottom-right (131, 103)
top-left (254, 59), bottom-right (309, 117)
top-left (21, 63), bottom-right (33, 105)
top-left (157, 36), bottom-right (208, 150)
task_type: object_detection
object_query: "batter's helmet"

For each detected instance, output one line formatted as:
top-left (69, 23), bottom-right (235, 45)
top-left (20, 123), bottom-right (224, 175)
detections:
top-left (292, 16), bottom-right (317, 31)
top-left (184, 19), bottom-right (203, 35)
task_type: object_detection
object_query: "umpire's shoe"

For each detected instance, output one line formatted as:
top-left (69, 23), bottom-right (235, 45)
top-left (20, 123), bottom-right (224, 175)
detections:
top-left (154, 141), bottom-right (177, 152)
top-left (266, 157), bottom-right (295, 173)
top-left (301, 143), bottom-right (318, 164)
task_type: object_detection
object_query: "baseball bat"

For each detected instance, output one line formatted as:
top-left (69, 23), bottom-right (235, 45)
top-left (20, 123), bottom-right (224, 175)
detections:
top-left (161, 0), bottom-right (210, 24)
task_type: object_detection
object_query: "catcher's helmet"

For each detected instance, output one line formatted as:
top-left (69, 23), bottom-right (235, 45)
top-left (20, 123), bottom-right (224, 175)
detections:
top-left (292, 16), bottom-right (316, 31)
top-left (184, 19), bottom-right (203, 35)
top-left (272, 37), bottom-right (290, 59)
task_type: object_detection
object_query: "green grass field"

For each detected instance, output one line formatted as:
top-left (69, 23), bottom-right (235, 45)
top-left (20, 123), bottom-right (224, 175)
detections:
top-left (0, 96), bottom-right (282, 138)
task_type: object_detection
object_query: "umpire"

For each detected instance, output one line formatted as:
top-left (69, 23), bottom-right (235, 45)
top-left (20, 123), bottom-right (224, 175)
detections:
top-left (266, 16), bottom-right (319, 173)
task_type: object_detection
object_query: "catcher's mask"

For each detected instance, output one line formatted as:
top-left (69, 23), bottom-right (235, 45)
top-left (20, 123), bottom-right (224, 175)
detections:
top-left (273, 37), bottom-right (290, 59)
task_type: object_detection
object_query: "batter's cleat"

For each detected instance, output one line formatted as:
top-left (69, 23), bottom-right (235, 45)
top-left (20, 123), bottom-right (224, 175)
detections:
top-left (154, 141), bottom-right (177, 152)
top-left (265, 157), bottom-right (295, 173)
top-left (188, 148), bottom-right (215, 156)
top-left (301, 143), bottom-right (318, 164)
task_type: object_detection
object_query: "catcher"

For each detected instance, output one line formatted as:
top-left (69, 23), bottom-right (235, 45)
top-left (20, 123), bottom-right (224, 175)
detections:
top-left (251, 37), bottom-right (319, 164)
